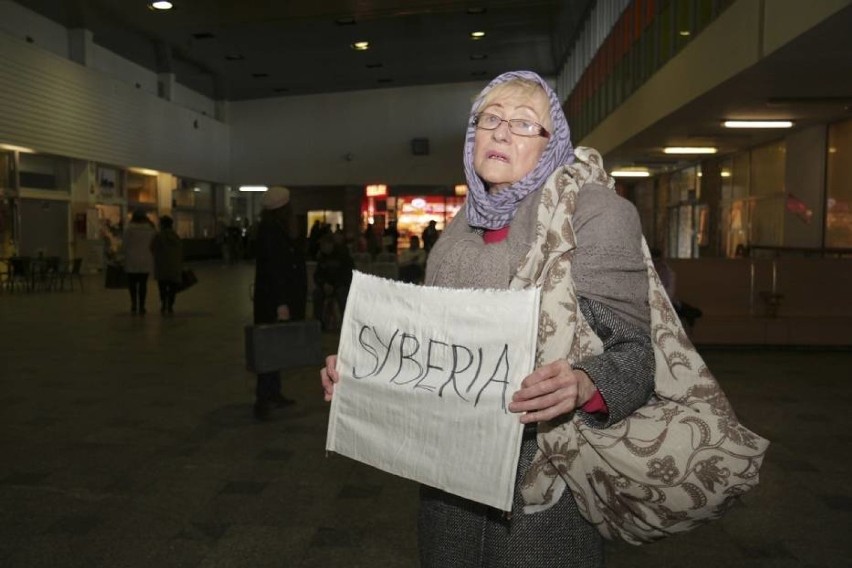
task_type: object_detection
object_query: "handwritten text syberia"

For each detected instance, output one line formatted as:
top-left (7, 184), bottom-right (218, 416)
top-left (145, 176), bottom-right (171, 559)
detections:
top-left (350, 324), bottom-right (513, 410)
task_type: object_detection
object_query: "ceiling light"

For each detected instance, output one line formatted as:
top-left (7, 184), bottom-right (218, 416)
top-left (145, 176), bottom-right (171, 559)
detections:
top-left (129, 167), bottom-right (159, 176)
top-left (679, 30), bottom-right (691, 37)
top-left (149, 1), bottom-right (173, 10)
top-left (470, 31), bottom-right (486, 39)
top-left (723, 120), bottom-right (793, 128)
top-left (351, 41), bottom-right (369, 51)
top-left (0, 143), bottom-right (35, 153)
top-left (663, 147), bottom-right (717, 155)
top-left (721, 171), bottom-right (732, 177)
top-left (611, 169), bottom-right (650, 178)
top-left (239, 185), bottom-right (268, 192)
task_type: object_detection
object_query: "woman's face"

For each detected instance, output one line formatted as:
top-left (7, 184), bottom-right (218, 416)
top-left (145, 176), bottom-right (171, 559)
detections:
top-left (473, 91), bottom-right (550, 193)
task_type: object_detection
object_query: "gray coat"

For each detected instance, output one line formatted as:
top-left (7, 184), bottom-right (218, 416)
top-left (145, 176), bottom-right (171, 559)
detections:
top-left (122, 222), bottom-right (156, 274)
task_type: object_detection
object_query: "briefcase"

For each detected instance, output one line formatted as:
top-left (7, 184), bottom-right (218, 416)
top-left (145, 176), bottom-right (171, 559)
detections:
top-left (244, 320), bottom-right (323, 373)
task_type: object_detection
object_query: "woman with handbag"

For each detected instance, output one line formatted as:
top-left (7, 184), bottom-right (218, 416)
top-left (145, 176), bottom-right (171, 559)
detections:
top-left (150, 215), bottom-right (183, 314)
top-left (321, 71), bottom-right (767, 564)
top-left (323, 71), bottom-right (654, 566)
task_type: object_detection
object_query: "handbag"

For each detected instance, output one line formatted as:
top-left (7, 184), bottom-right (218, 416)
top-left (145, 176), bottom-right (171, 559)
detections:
top-left (244, 320), bottom-right (323, 373)
top-left (177, 268), bottom-right (198, 292)
top-left (513, 150), bottom-right (769, 544)
top-left (104, 263), bottom-right (127, 289)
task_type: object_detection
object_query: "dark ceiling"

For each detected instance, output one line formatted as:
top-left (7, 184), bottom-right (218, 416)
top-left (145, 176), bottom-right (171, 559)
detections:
top-left (12, 0), bottom-right (594, 100)
top-left (8, 0), bottom-right (852, 174)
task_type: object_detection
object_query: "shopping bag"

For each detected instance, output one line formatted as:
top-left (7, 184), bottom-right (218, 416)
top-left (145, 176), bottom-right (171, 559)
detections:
top-left (177, 269), bottom-right (198, 292)
top-left (244, 320), bottom-right (323, 373)
top-left (104, 263), bottom-right (127, 289)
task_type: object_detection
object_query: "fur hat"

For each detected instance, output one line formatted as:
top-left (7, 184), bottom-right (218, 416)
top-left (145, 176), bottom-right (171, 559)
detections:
top-left (261, 186), bottom-right (290, 210)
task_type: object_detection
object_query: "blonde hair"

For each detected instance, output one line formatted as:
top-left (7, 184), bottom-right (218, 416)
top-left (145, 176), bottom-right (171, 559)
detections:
top-left (476, 79), bottom-right (552, 130)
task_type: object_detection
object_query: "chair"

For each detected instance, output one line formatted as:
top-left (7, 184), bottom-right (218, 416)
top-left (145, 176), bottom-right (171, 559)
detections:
top-left (7, 257), bottom-right (33, 292)
top-left (55, 258), bottom-right (84, 291)
top-left (33, 256), bottom-right (61, 291)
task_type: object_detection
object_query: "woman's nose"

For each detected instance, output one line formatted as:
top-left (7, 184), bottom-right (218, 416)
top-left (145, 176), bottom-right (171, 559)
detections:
top-left (491, 120), bottom-right (511, 141)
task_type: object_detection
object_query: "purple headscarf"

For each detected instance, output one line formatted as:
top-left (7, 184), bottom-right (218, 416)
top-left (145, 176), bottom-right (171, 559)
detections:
top-left (463, 70), bottom-right (574, 230)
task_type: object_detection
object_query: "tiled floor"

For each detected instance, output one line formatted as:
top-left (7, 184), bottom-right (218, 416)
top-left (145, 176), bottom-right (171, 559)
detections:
top-left (1, 263), bottom-right (850, 567)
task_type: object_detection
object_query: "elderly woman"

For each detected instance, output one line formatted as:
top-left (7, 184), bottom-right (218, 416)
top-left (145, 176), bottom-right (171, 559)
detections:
top-left (321, 70), bottom-right (655, 567)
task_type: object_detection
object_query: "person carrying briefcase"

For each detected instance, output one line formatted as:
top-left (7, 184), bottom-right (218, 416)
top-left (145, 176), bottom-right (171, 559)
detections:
top-left (251, 186), bottom-right (308, 421)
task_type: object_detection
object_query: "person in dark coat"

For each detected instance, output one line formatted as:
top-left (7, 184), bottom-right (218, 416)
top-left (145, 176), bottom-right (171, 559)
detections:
top-left (312, 233), bottom-right (354, 330)
top-left (252, 186), bottom-right (307, 420)
top-left (150, 215), bottom-right (183, 314)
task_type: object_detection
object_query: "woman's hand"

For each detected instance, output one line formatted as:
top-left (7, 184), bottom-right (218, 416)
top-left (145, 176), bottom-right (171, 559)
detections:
top-left (508, 360), bottom-right (596, 424)
top-left (320, 354), bottom-right (340, 402)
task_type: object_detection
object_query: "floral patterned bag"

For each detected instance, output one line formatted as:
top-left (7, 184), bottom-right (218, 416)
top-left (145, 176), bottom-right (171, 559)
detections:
top-left (511, 148), bottom-right (770, 544)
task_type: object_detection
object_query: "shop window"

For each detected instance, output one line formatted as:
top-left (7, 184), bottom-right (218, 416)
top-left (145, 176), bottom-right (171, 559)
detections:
top-left (97, 166), bottom-right (122, 199)
top-left (749, 140), bottom-right (786, 247)
top-left (19, 153), bottom-right (68, 191)
top-left (127, 172), bottom-right (158, 204)
top-left (826, 118), bottom-right (852, 247)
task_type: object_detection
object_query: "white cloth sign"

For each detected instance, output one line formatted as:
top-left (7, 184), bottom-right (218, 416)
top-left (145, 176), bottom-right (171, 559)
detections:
top-left (326, 271), bottom-right (541, 511)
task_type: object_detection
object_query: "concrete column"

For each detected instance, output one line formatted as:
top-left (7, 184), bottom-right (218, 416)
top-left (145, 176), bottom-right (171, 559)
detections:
top-left (158, 73), bottom-right (176, 102)
top-left (68, 28), bottom-right (93, 66)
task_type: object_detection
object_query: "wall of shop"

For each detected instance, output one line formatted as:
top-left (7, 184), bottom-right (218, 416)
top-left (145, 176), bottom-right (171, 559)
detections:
top-left (229, 81), bottom-right (481, 186)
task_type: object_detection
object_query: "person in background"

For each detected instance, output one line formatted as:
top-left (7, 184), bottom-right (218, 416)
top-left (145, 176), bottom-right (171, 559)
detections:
top-left (421, 219), bottom-right (439, 255)
top-left (322, 70), bottom-right (655, 567)
top-left (364, 222), bottom-right (382, 259)
top-left (651, 247), bottom-right (702, 331)
top-left (122, 209), bottom-right (156, 315)
top-left (398, 235), bottom-right (426, 284)
top-left (312, 233), bottom-right (354, 330)
top-left (383, 220), bottom-right (400, 254)
top-left (252, 186), bottom-right (306, 420)
top-left (150, 215), bottom-right (183, 314)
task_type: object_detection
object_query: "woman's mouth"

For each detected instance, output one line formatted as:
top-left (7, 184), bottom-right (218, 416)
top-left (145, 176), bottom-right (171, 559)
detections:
top-left (486, 151), bottom-right (509, 162)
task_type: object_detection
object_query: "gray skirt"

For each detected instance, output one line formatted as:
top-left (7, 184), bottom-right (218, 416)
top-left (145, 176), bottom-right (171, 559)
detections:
top-left (418, 429), bottom-right (604, 568)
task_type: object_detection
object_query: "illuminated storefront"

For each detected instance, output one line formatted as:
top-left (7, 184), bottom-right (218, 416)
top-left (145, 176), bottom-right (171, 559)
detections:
top-left (360, 184), bottom-right (465, 250)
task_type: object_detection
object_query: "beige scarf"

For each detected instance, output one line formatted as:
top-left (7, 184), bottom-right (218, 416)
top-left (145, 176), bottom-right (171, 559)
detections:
top-left (510, 147), bottom-right (770, 544)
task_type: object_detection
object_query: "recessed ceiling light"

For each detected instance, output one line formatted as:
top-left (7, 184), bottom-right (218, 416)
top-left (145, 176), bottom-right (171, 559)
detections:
top-left (149, 1), bottom-right (173, 10)
top-left (663, 147), bottom-right (718, 155)
top-left (351, 41), bottom-right (369, 51)
top-left (721, 171), bottom-right (732, 177)
top-left (611, 169), bottom-right (650, 178)
top-left (723, 120), bottom-right (794, 128)
top-left (239, 186), bottom-right (268, 192)
top-left (679, 30), bottom-right (691, 37)
top-left (470, 31), bottom-right (486, 39)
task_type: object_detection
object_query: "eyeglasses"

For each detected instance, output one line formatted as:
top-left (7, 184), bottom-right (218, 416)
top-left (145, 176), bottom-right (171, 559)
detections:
top-left (472, 112), bottom-right (550, 138)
